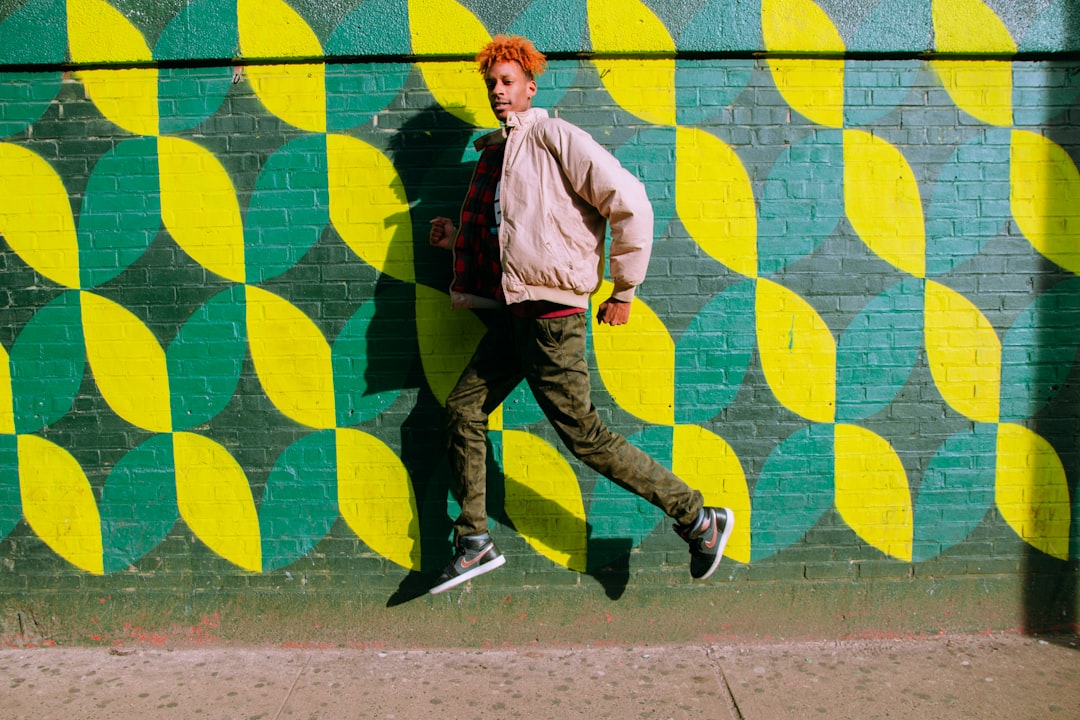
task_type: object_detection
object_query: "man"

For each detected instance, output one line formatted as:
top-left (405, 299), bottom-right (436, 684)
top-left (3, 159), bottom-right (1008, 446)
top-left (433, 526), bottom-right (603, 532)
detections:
top-left (427, 35), bottom-right (733, 595)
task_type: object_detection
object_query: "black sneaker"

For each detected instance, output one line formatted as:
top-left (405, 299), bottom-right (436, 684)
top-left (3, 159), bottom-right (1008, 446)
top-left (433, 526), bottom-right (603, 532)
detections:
top-left (674, 507), bottom-right (734, 580)
top-left (428, 533), bottom-right (506, 594)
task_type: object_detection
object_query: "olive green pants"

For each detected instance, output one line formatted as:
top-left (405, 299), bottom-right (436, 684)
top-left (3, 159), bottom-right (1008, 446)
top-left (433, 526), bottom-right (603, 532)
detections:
top-left (445, 309), bottom-right (703, 538)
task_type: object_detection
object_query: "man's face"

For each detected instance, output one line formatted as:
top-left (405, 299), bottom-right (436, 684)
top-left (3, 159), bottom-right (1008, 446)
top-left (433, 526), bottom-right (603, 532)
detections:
top-left (485, 60), bottom-right (536, 122)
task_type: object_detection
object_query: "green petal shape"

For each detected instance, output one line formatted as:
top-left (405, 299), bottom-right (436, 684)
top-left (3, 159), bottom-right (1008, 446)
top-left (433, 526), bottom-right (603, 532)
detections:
top-left (679, 0), bottom-right (761, 52)
top-left (674, 58), bottom-right (754, 126)
top-left (912, 425), bottom-right (996, 562)
top-left (1000, 277), bottom-right (1080, 423)
top-left (848, 0), bottom-right (931, 54)
top-left (326, 0), bottom-right (409, 56)
top-left (836, 277), bottom-right (924, 423)
top-left (757, 130), bottom-right (844, 276)
top-left (0, 434), bottom-right (20, 542)
top-left (325, 63), bottom-right (411, 132)
top-left (100, 434), bottom-right (179, 573)
top-left (614, 126), bottom-right (676, 241)
top-left (332, 283), bottom-right (412, 427)
top-left (750, 423), bottom-right (835, 561)
top-left (0, 0), bottom-right (67, 66)
top-left (168, 285), bottom-right (246, 431)
top-left (509, 0), bottom-right (588, 53)
top-left (153, 0), bottom-right (239, 61)
top-left (675, 278), bottom-right (755, 424)
top-left (926, 129), bottom-right (1011, 277)
top-left (157, 67), bottom-right (235, 134)
top-left (586, 426), bottom-right (669, 571)
top-left (843, 59), bottom-right (922, 127)
top-left (243, 134), bottom-right (330, 284)
top-left (9, 291), bottom-right (85, 434)
top-left (77, 137), bottom-right (162, 289)
top-left (259, 430), bottom-right (339, 571)
top-left (502, 381), bottom-right (545, 429)
top-left (0, 72), bottom-right (63, 138)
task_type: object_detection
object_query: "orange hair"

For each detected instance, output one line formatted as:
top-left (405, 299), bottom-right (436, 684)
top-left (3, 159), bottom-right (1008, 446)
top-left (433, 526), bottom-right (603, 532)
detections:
top-left (476, 35), bottom-right (547, 79)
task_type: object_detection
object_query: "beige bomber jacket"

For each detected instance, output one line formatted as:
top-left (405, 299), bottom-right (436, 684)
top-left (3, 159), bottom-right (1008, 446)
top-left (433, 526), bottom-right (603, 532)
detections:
top-left (451, 107), bottom-right (655, 310)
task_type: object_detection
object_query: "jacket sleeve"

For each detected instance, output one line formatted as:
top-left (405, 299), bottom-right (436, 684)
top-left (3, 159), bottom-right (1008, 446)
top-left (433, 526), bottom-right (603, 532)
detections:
top-left (539, 119), bottom-right (654, 302)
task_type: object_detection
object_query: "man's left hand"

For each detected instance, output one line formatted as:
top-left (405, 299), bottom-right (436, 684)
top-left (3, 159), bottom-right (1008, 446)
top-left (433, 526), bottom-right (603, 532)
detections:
top-left (596, 298), bottom-right (631, 326)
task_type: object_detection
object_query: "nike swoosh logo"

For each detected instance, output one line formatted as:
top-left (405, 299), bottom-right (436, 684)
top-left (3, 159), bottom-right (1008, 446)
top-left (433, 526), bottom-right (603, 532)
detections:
top-left (460, 546), bottom-right (492, 569)
top-left (702, 517), bottom-right (718, 550)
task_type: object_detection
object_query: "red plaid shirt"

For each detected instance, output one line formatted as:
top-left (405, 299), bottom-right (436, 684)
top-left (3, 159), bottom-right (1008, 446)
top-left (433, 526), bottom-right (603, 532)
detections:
top-left (452, 142), bottom-right (505, 303)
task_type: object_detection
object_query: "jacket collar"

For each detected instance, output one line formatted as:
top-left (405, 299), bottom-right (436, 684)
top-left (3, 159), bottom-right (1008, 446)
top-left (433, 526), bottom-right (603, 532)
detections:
top-left (473, 107), bottom-right (549, 150)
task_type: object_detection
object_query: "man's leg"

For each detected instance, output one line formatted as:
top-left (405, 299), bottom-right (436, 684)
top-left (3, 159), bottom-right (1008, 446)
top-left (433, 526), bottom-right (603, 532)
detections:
top-left (517, 313), bottom-right (734, 579)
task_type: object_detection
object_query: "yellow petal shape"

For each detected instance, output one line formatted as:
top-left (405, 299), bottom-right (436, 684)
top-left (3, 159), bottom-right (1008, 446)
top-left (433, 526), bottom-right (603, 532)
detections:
top-left (589, 0), bottom-right (676, 125)
top-left (0, 343), bottom-right (12, 434)
top-left (675, 127), bottom-right (757, 278)
top-left (755, 278), bottom-right (836, 423)
top-left (0, 143), bottom-right (80, 288)
top-left (1010, 130), bottom-right (1080, 274)
top-left (672, 424), bottom-right (750, 564)
top-left (762, 0), bottom-right (845, 128)
top-left (834, 423), bottom-right (913, 561)
top-left (995, 423), bottom-right (1070, 561)
top-left (337, 428), bottom-right (420, 570)
top-left (592, 280), bottom-right (675, 426)
top-left (502, 429), bottom-right (587, 572)
top-left (173, 431), bottom-right (261, 572)
top-left (158, 137), bottom-right (245, 283)
top-left (18, 434), bottom-right (103, 574)
top-left (81, 291), bottom-right (172, 433)
top-left (246, 285), bottom-right (336, 429)
top-left (68, 0), bottom-right (157, 136)
top-left (410, 0), bottom-right (496, 128)
top-left (327, 133), bottom-right (415, 282)
top-left (415, 284), bottom-right (486, 406)
top-left (924, 280), bottom-right (1000, 423)
top-left (932, 0), bottom-right (1017, 54)
top-left (239, 0), bottom-right (326, 132)
top-left (843, 130), bottom-right (926, 278)
top-left (931, 0), bottom-right (1015, 127)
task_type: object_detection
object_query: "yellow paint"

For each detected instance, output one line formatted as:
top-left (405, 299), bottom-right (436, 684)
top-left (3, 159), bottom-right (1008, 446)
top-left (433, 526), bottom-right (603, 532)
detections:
top-left (245, 285), bottom-right (336, 429)
top-left (995, 423), bottom-right (1070, 560)
top-left (834, 423), bottom-right (913, 562)
top-left (410, 0), bottom-right (497, 128)
top-left (81, 291), bottom-right (172, 433)
top-left (755, 278), bottom-right (836, 423)
top-left (843, 130), bottom-right (926, 278)
top-left (588, 0), bottom-right (676, 54)
top-left (1010, 130), bottom-right (1080, 274)
top-left (238, 0), bottom-right (326, 131)
top-left (762, 0), bottom-right (845, 128)
top-left (0, 143), bottom-right (80, 289)
top-left (68, 0), bottom-right (158, 136)
top-left (414, 284), bottom-right (486, 406)
top-left (0, 343), bottom-right (12, 435)
top-left (337, 428), bottom-right (421, 570)
top-left (503, 429), bottom-right (587, 572)
top-left (592, 280), bottom-right (675, 426)
top-left (158, 137), bottom-right (246, 284)
top-left (18, 434), bottom-right (104, 574)
top-left (675, 127), bottom-right (757, 278)
top-left (327, 133), bottom-right (415, 283)
top-left (924, 280), bottom-right (1000, 423)
top-left (174, 431), bottom-right (262, 572)
top-left (931, 60), bottom-right (1012, 127)
top-left (672, 424), bottom-right (750, 564)
top-left (589, 0), bottom-right (676, 125)
top-left (932, 0), bottom-right (1017, 55)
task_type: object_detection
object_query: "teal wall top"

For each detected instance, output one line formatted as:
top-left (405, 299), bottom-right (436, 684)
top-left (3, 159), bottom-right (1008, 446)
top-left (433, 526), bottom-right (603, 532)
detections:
top-left (1, 0), bottom-right (1078, 69)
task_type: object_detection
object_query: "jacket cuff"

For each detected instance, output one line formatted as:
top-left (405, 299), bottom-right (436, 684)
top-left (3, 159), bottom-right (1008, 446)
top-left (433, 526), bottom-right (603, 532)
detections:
top-left (609, 286), bottom-right (637, 303)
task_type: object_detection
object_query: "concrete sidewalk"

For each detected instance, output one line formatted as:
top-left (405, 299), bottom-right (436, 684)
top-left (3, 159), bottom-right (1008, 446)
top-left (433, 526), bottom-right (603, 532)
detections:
top-left (0, 632), bottom-right (1076, 719)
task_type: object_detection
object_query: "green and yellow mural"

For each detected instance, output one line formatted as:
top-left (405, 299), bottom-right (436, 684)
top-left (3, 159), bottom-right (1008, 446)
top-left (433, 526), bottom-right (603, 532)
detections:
top-left (0, 0), bottom-right (1077, 627)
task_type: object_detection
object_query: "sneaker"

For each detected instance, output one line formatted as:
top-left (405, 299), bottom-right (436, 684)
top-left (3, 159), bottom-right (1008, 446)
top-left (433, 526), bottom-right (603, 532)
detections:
top-left (674, 507), bottom-right (734, 580)
top-left (428, 533), bottom-right (506, 595)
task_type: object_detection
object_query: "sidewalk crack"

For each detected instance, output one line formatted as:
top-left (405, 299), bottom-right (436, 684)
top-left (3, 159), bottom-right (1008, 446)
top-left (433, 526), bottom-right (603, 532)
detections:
top-left (707, 646), bottom-right (745, 720)
top-left (271, 653), bottom-right (311, 720)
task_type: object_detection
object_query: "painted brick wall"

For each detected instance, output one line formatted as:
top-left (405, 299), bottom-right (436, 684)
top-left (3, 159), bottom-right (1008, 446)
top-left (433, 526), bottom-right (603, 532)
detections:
top-left (0, 0), bottom-right (1077, 643)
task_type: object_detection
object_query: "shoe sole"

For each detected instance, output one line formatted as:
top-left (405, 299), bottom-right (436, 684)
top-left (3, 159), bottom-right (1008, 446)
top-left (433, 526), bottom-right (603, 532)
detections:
top-left (428, 554), bottom-right (506, 595)
top-left (698, 509), bottom-right (735, 581)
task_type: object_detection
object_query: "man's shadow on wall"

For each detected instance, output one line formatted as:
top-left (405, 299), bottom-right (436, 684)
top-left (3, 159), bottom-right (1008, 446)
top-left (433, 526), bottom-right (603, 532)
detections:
top-left (381, 106), bottom-right (633, 606)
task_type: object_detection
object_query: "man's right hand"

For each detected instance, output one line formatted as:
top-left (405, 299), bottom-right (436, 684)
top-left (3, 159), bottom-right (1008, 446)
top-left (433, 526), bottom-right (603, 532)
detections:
top-left (429, 217), bottom-right (456, 250)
